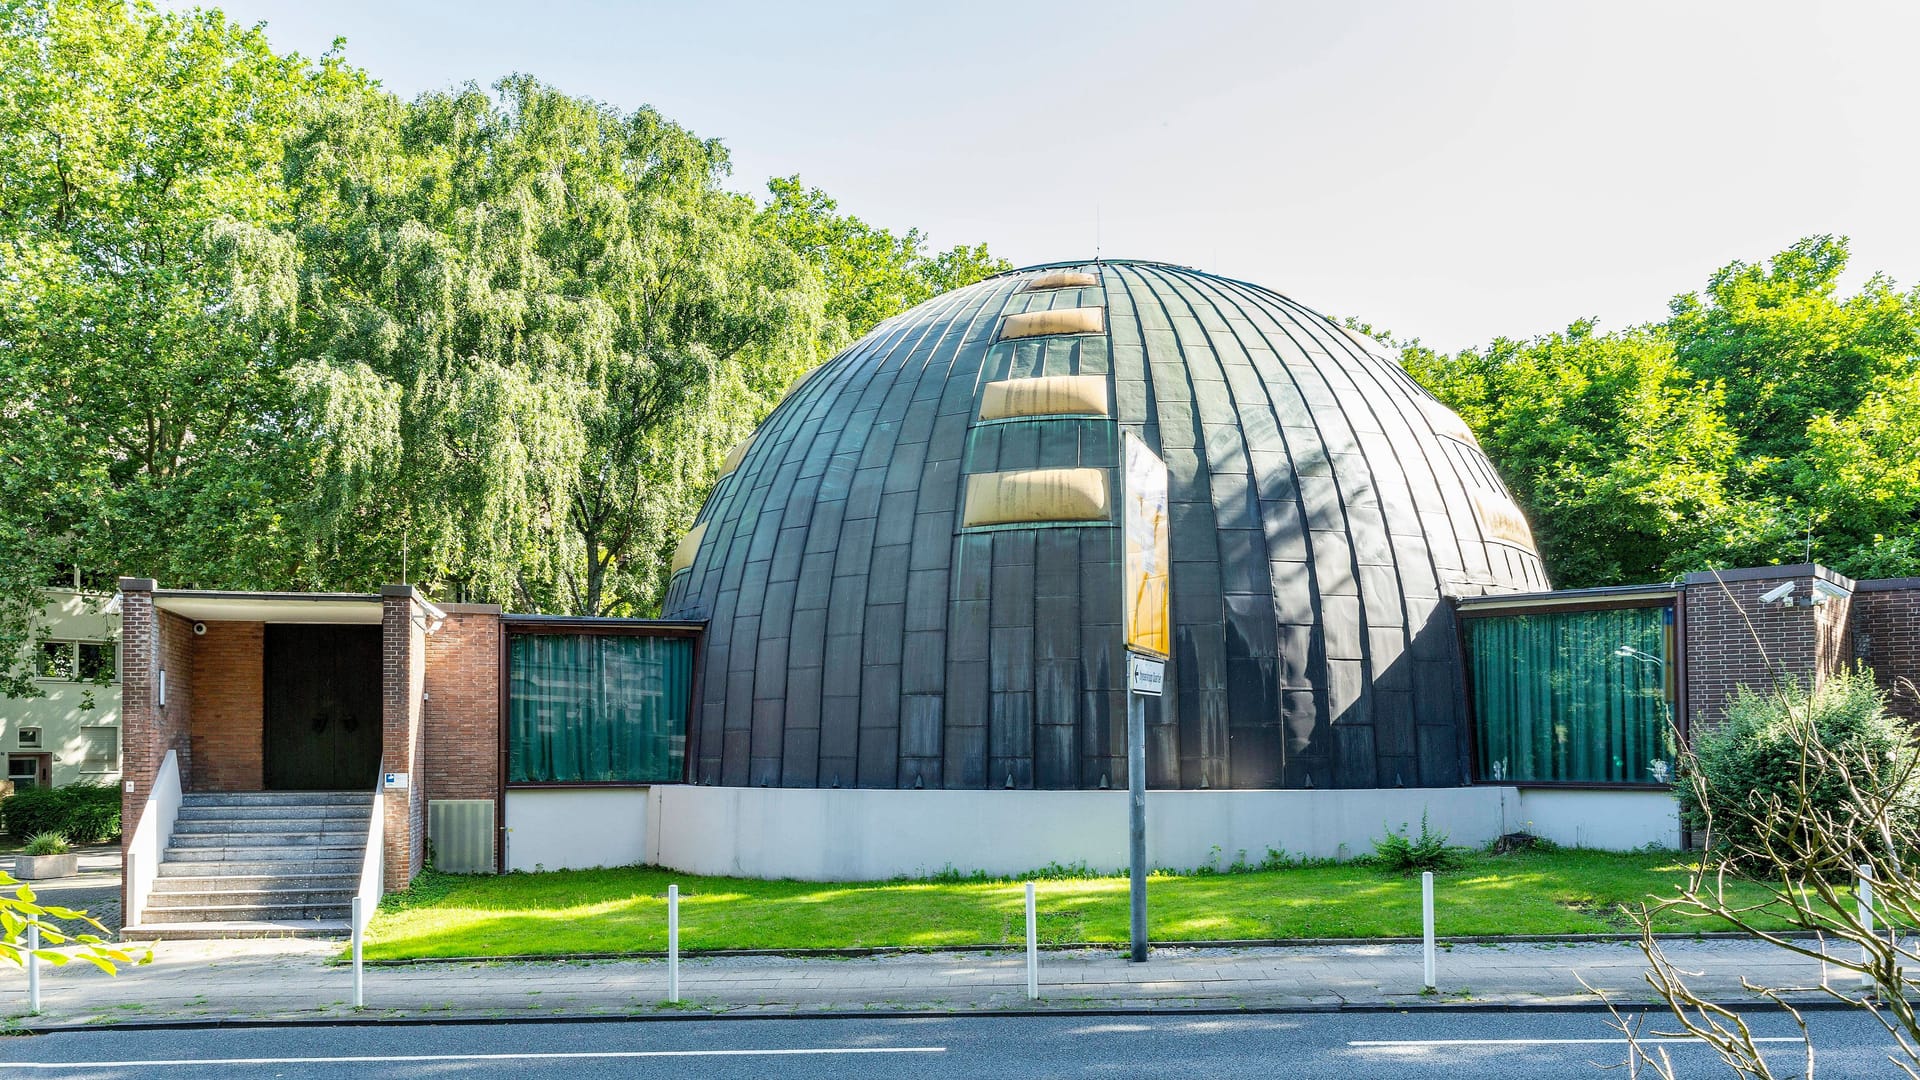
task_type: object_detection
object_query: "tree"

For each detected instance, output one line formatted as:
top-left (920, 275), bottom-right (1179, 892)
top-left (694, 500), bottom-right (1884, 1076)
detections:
top-left (759, 175), bottom-right (1009, 357)
top-left (0, 0), bottom-right (337, 686)
top-left (283, 77), bottom-right (822, 615)
top-left (1408, 237), bottom-right (1920, 587)
top-left (1405, 323), bottom-right (1736, 587)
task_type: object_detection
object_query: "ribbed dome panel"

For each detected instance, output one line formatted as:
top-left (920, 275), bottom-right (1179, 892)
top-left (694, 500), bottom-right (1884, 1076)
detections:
top-left (665, 262), bottom-right (1546, 791)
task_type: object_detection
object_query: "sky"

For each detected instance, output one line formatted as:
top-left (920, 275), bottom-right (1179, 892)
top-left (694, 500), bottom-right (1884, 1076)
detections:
top-left (184, 0), bottom-right (1920, 352)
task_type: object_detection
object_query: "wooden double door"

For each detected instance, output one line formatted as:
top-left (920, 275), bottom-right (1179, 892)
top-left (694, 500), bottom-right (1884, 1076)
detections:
top-left (263, 625), bottom-right (383, 791)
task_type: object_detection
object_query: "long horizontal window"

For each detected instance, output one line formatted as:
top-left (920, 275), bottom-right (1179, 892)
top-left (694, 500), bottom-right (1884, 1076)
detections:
top-left (1465, 606), bottom-right (1677, 785)
top-left (508, 633), bottom-right (692, 784)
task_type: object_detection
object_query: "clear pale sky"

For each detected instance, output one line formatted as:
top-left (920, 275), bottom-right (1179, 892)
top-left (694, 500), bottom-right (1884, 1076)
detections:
top-left (184, 0), bottom-right (1919, 351)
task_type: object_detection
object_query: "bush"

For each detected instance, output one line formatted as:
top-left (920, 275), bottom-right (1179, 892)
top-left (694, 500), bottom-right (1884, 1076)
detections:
top-left (23, 831), bottom-right (71, 856)
top-left (2, 783), bottom-right (121, 844)
top-left (1679, 668), bottom-right (1920, 868)
top-left (1370, 813), bottom-right (1468, 874)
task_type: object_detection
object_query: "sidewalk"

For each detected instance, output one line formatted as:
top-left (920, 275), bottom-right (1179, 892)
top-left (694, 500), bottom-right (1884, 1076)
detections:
top-left (0, 936), bottom-right (1853, 1028)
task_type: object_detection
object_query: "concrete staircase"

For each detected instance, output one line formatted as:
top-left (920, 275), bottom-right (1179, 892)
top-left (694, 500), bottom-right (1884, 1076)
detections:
top-left (123, 791), bottom-right (372, 940)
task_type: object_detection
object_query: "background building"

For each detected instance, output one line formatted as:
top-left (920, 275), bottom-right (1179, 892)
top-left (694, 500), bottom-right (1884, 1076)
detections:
top-left (2, 587), bottom-right (121, 793)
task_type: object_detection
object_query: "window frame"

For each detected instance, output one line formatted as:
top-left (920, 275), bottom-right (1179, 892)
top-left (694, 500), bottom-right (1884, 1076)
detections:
top-left (1458, 597), bottom-right (1683, 790)
top-left (500, 620), bottom-right (701, 790)
top-left (33, 640), bottom-right (120, 684)
top-left (78, 725), bottom-right (119, 774)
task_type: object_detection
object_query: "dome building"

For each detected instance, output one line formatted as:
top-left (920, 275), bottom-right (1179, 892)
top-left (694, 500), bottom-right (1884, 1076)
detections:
top-left (664, 260), bottom-right (1546, 795)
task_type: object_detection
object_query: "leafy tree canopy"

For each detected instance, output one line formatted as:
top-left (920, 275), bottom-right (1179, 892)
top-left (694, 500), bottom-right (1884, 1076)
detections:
top-left (0, 0), bottom-right (1007, 686)
top-left (1406, 236), bottom-right (1920, 587)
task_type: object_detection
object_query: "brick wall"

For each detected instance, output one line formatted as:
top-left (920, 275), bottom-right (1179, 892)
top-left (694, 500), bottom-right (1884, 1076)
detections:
top-left (118, 580), bottom-right (193, 915)
top-left (1850, 579), bottom-right (1920, 722)
top-left (1682, 566), bottom-right (1842, 730)
top-left (381, 587), bottom-right (429, 888)
top-left (188, 621), bottom-right (264, 791)
top-left (423, 607), bottom-right (501, 801)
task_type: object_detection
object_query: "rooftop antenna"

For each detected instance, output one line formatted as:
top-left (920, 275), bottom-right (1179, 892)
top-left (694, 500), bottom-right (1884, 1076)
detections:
top-left (1094, 203), bottom-right (1101, 262)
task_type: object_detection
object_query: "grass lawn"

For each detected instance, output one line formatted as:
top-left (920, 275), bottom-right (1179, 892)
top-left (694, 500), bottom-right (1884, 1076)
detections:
top-left (360, 848), bottom-right (1793, 961)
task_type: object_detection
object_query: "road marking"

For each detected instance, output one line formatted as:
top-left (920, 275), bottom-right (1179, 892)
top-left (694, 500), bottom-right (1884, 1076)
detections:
top-left (1351, 1037), bottom-right (1805, 1047)
top-left (3, 1046), bottom-right (947, 1070)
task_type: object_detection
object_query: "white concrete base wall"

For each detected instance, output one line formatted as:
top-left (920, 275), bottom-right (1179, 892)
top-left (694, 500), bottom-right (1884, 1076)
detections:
top-left (497, 784), bottom-right (1686, 880)
top-left (504, 788), bottom-right (650, 873)
top-left (1513, 787), bottom-right (1682, 851)
top-left (644, 784), bottom-right (1682, 882)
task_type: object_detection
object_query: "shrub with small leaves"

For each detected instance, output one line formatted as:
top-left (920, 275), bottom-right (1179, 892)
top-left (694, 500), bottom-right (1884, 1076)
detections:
top-left (1679, 668), bottom-right (1920, 870)
top-left (1370, 813), bottom-right (1468, 874)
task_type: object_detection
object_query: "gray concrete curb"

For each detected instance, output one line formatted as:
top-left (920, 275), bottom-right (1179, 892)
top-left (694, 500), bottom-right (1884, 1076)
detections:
top-left (351, 930), bottom-right (1826, 967)
top-left (3, 996), bottom-right (1870, 1036)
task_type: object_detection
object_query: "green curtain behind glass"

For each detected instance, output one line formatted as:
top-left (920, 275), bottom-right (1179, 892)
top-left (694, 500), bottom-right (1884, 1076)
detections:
top-left (1465, 607), bottom-right (1676, 784)
top-left (509, 634), bottom-right (692, 783)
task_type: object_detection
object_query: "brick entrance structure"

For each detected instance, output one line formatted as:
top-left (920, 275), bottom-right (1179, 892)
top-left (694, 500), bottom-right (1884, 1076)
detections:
top-left (117, 580), bottom-right (459, 899)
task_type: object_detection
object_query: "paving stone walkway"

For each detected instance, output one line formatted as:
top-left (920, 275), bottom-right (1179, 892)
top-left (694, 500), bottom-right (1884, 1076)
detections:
top-left (0, 936), bottom-right (1863, 1028)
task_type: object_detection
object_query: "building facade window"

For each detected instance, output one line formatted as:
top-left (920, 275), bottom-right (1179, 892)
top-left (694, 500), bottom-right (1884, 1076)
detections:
top-left (35, 640), bottom-right (117, 683)
top-left (1464, 605), bottom-right (1678, 786)
top-left (507, 633), bottom-right (692, 784)
top-left (77, 642), bottom-right (116, 682)
top-left (37, 642), bottom-right (74, 680)
top-left (79, 726), bottom-right (119, 773)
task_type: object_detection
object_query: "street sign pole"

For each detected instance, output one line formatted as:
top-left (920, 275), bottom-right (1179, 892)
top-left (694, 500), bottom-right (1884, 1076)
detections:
top-left (1128, 674), bottom-right (1148, 962)
top-left (1119, 432), bottom-right (1168, 967)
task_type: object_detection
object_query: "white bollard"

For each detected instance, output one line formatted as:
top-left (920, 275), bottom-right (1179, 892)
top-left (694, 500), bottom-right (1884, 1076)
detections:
top-left (26, 917), bottom-right (40, 1014)
top-left (351, 897), bottom-right (364, 1008)
top-left (667, 884), bottom-right (681, 1004)
top-left (1859, 864), bottom-right (1875, 990)
top-left (1422, 871), bottom-right (1436, 992)
top-left (1025, 881), bottom-right (1039, 1001)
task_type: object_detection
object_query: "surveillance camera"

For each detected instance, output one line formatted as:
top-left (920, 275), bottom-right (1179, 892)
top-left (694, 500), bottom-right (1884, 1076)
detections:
top-left (192, 621), bottom-right (207, 636)
top-left (1758, 581), bottom-right (1794, 605)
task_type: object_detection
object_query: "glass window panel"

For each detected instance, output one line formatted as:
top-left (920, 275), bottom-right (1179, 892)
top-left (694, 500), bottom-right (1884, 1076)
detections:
top-left (1465, 606), bottom-right (1677, 785)
top-left (508, 633), bottom-right (692, 783)
top-left (78, 642), bottom-right (115, 682)
top-left (37, 642), bottom-right (73, 680)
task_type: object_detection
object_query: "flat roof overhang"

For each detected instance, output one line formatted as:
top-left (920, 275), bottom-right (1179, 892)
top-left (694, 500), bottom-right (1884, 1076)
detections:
top-left (1453, 582), bottom-right (1681, 616)
top-left (154, 590), bottom-right (386, 625)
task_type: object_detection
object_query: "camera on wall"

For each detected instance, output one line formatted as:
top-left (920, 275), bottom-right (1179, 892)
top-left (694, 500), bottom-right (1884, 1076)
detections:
top-left (192, 621), bottom-right (207, 636)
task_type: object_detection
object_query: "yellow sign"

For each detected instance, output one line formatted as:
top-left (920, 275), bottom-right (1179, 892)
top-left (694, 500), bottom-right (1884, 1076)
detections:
top-left (1122, 432), bottom-right (1170, 659)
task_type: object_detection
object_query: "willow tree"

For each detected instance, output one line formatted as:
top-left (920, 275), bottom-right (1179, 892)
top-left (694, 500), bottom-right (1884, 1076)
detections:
top-left (283, 76), bottom-right (821, 615)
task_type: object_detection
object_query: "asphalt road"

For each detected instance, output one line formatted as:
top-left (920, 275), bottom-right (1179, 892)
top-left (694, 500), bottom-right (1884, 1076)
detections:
top-left (0, 1009), bottom-right (1901, 1078)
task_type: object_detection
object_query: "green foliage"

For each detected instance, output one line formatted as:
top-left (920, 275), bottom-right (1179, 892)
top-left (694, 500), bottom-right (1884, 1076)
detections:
top-left (21, 832), bottom-right (70, 856)
top-left (1678, 668), bottom-right (1920, 866)
top-left (1, 783), bottom-right (122, 843)
top-left (1368, 813), bottom-right (1469, 875)
top-left (0, 869), bottom-right (143, 972)
top-left (0, 0), bottom-right (1007, 642)
top-left (1407, 235), bottom-right (1920, 586)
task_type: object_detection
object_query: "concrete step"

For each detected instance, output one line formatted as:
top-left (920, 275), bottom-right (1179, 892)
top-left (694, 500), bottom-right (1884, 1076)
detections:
top-left (138, 902), bottom-right (351, 924)
top-left (174, 806), bottom-right (373, 824)
top-left (146, 887), bottom-right (356, 909)
top-left (172, 818), bottom-right (370, 836)
top-left (157, 857), bottom-right (362, 876)
top-left (121, 919), bottom-right (350, 941)
top-left (164, 847), bottom-right (365, 865)
top-left (169, 832), bottom-right (364, 849)
top-left (150, 873), bottom-right (360, 893)
top-left (181, 792), bottom-right (374, 808)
